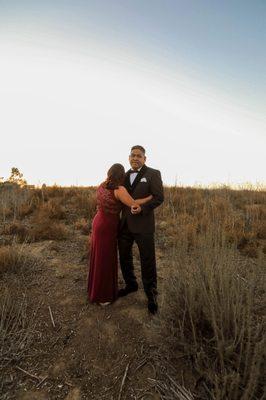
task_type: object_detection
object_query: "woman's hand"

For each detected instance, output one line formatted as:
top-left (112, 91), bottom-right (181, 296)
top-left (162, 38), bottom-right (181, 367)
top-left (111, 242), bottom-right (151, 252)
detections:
top-left (131, 204), bottom-right (142, 214)
top-left (114, 186), bottom-right (152, 210)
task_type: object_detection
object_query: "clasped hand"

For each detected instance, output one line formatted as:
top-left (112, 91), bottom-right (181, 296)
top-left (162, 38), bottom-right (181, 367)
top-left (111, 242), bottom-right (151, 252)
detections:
top-left (131, 204), bottom-right (142, 214)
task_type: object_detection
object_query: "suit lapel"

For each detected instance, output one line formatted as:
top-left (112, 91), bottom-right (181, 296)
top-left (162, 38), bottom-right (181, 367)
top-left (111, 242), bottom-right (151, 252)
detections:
top-left (130, 165), bottom-right (147, 193)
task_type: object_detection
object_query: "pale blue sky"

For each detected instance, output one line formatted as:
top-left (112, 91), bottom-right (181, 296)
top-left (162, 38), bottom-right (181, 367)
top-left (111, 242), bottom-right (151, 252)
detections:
top-left (0, 1), bottom-right (265, 186)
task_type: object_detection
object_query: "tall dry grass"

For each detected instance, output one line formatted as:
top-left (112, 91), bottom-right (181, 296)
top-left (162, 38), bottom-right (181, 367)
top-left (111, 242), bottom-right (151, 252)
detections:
top-left (0, 289), bottom-right (38, 370)
top-left (155, 187), bottom-right (265, 399)
top-left (0, 185), bottom-right (42, 221)
top-left (0, 242), bottom-right (42, 374)
top-left (157, 186), bottom-right (266, 258)
top-left (0, 242), bottom-right (40, 277)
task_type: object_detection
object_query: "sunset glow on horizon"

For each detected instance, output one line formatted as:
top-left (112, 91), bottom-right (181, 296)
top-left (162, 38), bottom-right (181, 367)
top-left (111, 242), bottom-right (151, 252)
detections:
top-left (1, 1), bottom-right (265, 187)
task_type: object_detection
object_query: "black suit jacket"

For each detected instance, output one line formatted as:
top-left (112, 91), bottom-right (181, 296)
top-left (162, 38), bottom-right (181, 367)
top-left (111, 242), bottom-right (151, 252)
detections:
top-left (120, 165), bottom-right (164, 233)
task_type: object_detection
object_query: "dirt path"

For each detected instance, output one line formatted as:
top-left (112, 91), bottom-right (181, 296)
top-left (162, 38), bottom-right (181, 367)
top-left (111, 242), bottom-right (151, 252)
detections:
top-left (3, 233), bottom-right (193, 400)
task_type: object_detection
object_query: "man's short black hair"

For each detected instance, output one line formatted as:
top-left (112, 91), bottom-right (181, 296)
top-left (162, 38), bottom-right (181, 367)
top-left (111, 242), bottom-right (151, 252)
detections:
top-left (131, 145), bottom-right (146, 154)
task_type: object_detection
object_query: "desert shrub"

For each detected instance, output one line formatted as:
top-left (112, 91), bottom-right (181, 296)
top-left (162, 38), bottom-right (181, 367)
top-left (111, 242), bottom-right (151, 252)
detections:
top-left (155, 186), bottom-right (265, 398)
top-left (28, 197), bottom-right (68, 241)
top-left (36, 199), bottom-right (66, 220)
top-left (0, 242), bottom-right (41, 399)
top-left (17, 193), bottom-right (41, 219)
top-left (0, 185), bottom-right (40, 222)
top-left (237, 239), bottom-right (260, 258)
top-left (0, 243), bottom-right (40, 276)
top-left (44, 185), bottom-right (65, 198)
top-left (157, 224), bottom-right (265, 399)
top-left (30, 219), bottom-right (68, 241)
top-left (0, 205), bottom-right (13, 220)
top-left (157, 186), bottom-right (265, 257)
top-left (256, 220), bottom-right (266, 240)
top-left (0, 287), bottom-right (38, 370)
top-left (72, 190), bottom-right (96, 219)
top-left (75, 218), bottom-right (91, 235)
top-left (2, 221), bottom-right (30, 242)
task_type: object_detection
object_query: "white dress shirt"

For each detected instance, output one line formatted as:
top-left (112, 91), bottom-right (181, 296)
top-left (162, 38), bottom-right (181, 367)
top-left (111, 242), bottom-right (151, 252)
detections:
top-left (130, 167), bottom-right (142, 185)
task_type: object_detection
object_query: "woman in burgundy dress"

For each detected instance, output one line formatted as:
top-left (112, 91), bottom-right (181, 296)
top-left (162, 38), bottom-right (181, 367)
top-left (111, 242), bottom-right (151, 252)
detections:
top-left (87, 163), bottom-right (152, 306)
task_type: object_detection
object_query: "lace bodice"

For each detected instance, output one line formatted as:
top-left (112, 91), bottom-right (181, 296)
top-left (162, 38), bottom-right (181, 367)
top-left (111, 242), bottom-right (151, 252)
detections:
top-left (96, 183), bottom-right (122, 215)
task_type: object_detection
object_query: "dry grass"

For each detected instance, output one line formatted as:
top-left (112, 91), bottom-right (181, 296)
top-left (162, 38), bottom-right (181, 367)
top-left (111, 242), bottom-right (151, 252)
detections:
top-left (0, 242), bottom-right (42, 375)
top-left (30, 219), bottom-right (69, 241)
top-left (0, 183), bottom-right (265, 399)
top-left (28, 199), bottom-right (68, 241)
top-left (69, 189), bottom-right (97, 219)
top-left (0, 243), bottom-right (39, 276)
top-left (157, 186), bottom-right (266, 259)
top-left (0, 288), bottom-right (38, 370)
top-left (0, 185), bottom-right (41, 221)
top-left (157, 245), bottom-right (265, 398)
top-left (2, 221), bottom-right (30, 243)
top-left (35, 199), bottom-right (67, 220)
top-left (74, 217), bottom-right (91, 235)
top-left (155, 187), bottom-right (265, 399)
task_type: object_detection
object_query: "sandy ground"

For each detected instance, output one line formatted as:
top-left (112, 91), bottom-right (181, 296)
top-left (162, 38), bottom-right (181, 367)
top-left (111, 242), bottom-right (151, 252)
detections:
top-left (1, 232), bottom-right (194, 400)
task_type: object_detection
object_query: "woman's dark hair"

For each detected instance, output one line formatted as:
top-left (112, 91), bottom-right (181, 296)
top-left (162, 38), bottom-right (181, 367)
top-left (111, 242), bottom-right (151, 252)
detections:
top-left (105, 163), bottom-right (125, 190)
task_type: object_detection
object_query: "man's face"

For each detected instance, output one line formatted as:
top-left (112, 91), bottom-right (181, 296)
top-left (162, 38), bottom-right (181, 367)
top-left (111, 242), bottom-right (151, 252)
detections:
top-left (129, 149), bottom-right (146, 170)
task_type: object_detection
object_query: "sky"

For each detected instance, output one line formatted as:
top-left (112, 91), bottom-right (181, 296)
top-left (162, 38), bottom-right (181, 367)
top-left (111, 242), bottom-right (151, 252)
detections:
top-left (0, 0), bottom-right (265, 187)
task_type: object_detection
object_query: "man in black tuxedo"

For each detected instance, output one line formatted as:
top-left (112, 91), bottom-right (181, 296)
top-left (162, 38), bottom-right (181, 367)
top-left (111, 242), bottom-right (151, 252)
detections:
top-left (118, 145), bottom-right (164, 314)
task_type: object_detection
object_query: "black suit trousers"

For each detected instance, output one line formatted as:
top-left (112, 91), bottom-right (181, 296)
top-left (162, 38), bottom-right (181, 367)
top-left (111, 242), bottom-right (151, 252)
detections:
top-left (118, 222), bottom-right (157, 295)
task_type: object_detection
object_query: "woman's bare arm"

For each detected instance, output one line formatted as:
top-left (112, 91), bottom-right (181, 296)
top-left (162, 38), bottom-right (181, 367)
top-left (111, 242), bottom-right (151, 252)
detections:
top-left (135, 195), bottom-right (153, 205)
top-left (114, 186), bottom-right (138, 207)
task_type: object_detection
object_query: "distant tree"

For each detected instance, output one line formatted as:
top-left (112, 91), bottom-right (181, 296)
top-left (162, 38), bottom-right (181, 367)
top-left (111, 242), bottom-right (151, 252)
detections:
top-left (8, 167), bottom-right (27, 186)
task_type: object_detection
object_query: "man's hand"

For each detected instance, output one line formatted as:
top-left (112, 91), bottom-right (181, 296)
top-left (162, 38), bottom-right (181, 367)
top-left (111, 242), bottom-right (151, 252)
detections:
top-left (131, 205), bottom-right (142, 214)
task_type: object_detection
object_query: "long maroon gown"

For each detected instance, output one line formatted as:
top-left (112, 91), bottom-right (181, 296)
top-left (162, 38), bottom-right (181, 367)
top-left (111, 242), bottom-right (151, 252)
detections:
top-left (87, 183), bottom-right (123, 303)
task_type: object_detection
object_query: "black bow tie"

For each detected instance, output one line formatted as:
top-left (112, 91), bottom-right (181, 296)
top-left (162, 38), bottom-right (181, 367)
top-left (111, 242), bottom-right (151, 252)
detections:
top-left (130, 170), bottom-right (139, 174)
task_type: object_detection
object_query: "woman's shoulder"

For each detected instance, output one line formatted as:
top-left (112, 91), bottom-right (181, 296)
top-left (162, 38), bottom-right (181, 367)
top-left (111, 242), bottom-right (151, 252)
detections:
top-left (114, 186), bottom-right (128, 195)
top-left (115, 185), bottom-right (126, 191)
top-left (97, 182), bottom-right (109, 195)
top-left (98, 181), bottom-right (108, 189)
top-left (113, 185), bottom-right (128, 200)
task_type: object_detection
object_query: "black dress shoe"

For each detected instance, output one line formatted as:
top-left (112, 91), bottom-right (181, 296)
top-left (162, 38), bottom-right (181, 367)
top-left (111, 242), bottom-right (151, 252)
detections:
top-left (118, 284), bottom-right (138, 297)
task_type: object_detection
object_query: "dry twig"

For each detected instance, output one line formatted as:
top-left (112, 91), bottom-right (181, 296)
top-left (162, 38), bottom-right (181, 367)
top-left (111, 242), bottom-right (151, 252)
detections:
top-left (15, 366), bottom-right (42, 381)
top-left (48, 305), bottom-right (56, 328)
top-left (118, 362), bottom-right (130, 400)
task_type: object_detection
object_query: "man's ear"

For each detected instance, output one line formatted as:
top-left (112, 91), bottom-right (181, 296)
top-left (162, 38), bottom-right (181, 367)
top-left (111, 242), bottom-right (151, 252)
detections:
top-left (144, 156), bottom-right (147, 162)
